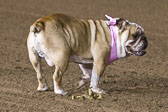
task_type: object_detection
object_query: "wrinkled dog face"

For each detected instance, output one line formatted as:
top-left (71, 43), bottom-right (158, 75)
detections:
top-left (116, 18), bottom-right (148, 56)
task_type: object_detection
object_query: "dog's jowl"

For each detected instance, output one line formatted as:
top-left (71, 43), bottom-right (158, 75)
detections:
top-left (27, 14), bottom-right (148, 95)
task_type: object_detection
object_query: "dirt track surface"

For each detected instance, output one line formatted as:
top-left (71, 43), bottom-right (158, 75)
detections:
top-left (0, 0), bottom-right (168, 111)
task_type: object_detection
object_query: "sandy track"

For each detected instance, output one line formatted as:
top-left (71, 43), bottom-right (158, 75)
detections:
top-left (0, 0), bottom-right (168, 111)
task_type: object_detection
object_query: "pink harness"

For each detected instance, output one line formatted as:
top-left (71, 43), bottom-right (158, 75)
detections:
top-left (107, 17), bottom-right (118, 65)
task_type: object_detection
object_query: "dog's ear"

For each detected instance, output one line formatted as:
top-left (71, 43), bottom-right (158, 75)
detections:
top-left (116, 18), bottom-right (127, 31)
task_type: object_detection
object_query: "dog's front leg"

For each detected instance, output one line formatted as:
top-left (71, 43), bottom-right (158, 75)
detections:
top-left (90, 62), bottom-right (106, 94)
top-left (77, 64), bottom-right (92, 88)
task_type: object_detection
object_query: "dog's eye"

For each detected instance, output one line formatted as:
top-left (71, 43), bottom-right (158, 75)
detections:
top-left (132, 33), bottom-right (139, 40)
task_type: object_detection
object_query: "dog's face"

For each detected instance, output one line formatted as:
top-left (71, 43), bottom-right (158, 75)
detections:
top-left (116, 18), bottom-right (148, 56)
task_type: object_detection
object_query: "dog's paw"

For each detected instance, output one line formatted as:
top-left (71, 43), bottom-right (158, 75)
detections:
top-left (91, 87), bottom-right (106, 94)
top-left (37, 84), bottom-right (49, 91)
top-left (76, 79), bottom-right (89, 89)
top-left (54, 89), bottom-right (68, 95)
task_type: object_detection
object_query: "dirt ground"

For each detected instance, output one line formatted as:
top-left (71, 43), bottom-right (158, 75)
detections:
top-left (0, 0), bottom-right (168, 111)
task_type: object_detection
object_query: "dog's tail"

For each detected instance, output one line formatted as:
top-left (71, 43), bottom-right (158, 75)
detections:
top-left (30, 21), bottom-right (45, 33)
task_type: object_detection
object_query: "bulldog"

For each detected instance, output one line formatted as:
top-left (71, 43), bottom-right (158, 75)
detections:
top-left (27, 14), bottom-right (148, 95)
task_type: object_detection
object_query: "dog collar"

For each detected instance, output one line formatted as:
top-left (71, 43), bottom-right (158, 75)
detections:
top-left (105, 15), bottom-right (118, 65)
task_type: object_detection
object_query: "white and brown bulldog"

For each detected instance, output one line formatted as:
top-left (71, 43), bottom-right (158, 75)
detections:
top-left (27, 14), bottom-right (148, 95)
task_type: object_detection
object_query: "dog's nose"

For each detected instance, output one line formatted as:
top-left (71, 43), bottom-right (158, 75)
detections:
top-left (141, 35), bottom-right (148, 50)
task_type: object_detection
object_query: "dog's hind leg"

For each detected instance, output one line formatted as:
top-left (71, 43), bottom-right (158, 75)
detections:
top-left (27, 36), bottom-right (48, 91)
top-left (53, 65), bottom-right (67, 95)
top-left (77, 64), bottom-right (93, 88)
top-left (52, 58), bottom-right (69, 95)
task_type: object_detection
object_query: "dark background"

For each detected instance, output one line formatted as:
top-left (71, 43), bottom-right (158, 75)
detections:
top-left (0, 0), bottom-right (168, 111)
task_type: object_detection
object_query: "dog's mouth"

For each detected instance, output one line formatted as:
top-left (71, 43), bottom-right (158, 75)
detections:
top-left (127, 47), bottom-right (146, 56)
top-left (125, 35), bottom-right (148, 56)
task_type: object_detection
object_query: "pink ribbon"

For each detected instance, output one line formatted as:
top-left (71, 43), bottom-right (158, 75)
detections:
top-left (107, 18), bottom-right (118, 65)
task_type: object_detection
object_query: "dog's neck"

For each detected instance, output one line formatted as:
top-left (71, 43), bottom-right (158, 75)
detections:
top-left (105, 17), bottom-right (128, 64)
top-left (113, 26), bottom-right (128, 58)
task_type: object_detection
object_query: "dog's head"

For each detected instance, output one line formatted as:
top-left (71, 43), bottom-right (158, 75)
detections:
top-left (116, 18), bottom-right (148, 56)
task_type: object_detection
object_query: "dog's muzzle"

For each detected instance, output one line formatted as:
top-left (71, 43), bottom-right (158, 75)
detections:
top-left (126, 35), bottom-right (148, 56)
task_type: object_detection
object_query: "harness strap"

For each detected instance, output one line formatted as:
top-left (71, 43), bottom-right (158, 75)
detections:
top-left (105, 15), bottom-right (118, 65)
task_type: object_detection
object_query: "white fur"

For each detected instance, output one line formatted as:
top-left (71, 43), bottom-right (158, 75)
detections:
top-left (113, 26), bottom-right (128, 58)
top-left (105, 15), bottom-right (113, 21)
top-left (53, 81), bottom-right (67, 95)
top-left (33, 33), bottom-right (54, 67)
top-left (77, 64), bottom-right (91, 88)
top-left (90, 67), bottom-right (105, 93)
top-left (126, 20), bottom-right (144, 32)
top-left (37, 83), bottom-right (49, 91)
top-left (79, 64), bottom-right (91, 79)
top-left (90, 67), bottom-right (99, 88)
top-left (105, 14), bottom-right (119, 25)
top-left (105, 15), bottom-right (113, 25)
